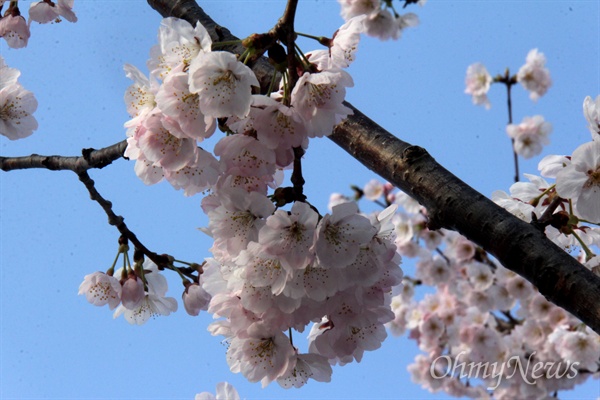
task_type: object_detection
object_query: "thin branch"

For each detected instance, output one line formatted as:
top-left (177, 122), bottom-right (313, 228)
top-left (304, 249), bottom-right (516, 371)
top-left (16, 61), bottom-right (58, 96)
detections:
top-left (0, 140), bottom-right (127, 172)
top-left (76, 170), bottom-right (172, 270)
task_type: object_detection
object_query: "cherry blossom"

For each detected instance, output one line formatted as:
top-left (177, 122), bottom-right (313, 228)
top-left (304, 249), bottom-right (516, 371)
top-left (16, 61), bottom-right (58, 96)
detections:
top-left (556, 141), bottom-right (600, 223)
top-left (329, 15), bottom-right (366, 68)
top-left (0, 13), bottom-right (30, 48)
top-left (155, 63), bottom-right (216, 140)
top-left (134, 113), bottom-right (198, 171)
top-left (29, 0), bottom-right (77, 24)
top-left (517, 48), bottom-right (552, 101)
top-left (0, 57), bottom-right (38, 140)
top-left (312, 201), bottom-right (376, 268)
top-left (506, 115), bottom-right (552, 159)
top-left (258, 201), bottom-right (318, 271)
top-left (276, 353), bottom-right (332, 388)
top-left (364, 9), bottom-right (418, 41)
top-left (338, 0), bottom-right (380, 21)
top-left (182, 282), bottom-right (211, 316)
top-left (195, 382), bottom-right (240, 400)
top-left (583, 95), bottom-right (600, 141)
top-left (150, 17), bottom-right (212, 78)
top-left (188, 51), bottom-right (259, 118)
top-left (123, 64), bottom-right (159, 124)
top-left (78, 272), bottom-right (122, 310)
top-left (291, 69), bottom-right (353, 137)
top-left (113, 260), bottom-right (178, 325)
top-left (464, 63), bottom-right (492, 109)
top-left (119, 271), bottom-right (145, 310)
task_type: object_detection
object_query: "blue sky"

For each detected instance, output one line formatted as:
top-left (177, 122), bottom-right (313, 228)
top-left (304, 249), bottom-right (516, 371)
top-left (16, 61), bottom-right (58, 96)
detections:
top-left (1, 1), bottom-right (599, 399)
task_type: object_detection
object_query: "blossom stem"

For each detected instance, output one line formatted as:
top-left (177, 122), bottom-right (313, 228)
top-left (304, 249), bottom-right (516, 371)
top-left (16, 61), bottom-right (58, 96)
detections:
top-left (570, 229), bottom-right (595, 262)
top-left (294, 43), bottom-right (311, 69)
top-left (530, 184), bottom-right (556, 207)
top-left (295, 31), bottom-right (325, 42)
top-left (503, 70), bottom-right (520, 183)
top-left (267, 68), bottom-right (278, 96)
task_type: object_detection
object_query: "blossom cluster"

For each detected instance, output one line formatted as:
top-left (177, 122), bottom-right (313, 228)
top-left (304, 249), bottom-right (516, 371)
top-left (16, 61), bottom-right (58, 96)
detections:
top-left (113, 16), bottom-right (405, 387)
top-left (465, 49), bottom-right (553, 159)
top-left (337, 0), bottom-right (424, 41)
top-left (0, 0), bottom-right (76, 49)
top-left (465, 48), bottom-right (552, 109)
top-left (328, 169), bottom-right (599, 399)
top-left (79, 258), bottom-right (178, 325)
top-left (0, 55), bottom-right (38, 140)
top-left (495, 96), bottom-right (600, 226)
top-left (122, 17), bottom-right (360, 195)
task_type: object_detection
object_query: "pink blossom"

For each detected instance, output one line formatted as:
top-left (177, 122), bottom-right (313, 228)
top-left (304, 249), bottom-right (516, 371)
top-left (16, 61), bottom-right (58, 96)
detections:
top-left (150, 17), bottom-right (212, 78)
top-left (195, 382), bottom-right (240, 400)
top-left (465, 63), bottom-right (492, 109)
top-left (517, 48), bottom-right (552, 101)
top-left (188, 51), bottom-right (259, 118)
top-left (0, 58), bottom-right (38, 140)
top-left (338, 0), bottom-right (380, 21)
top-left (29, 0), bottom-right (77, 24)
top-left (164, 148), bottom-right (219, 196)
top-left (227, 327), bottom-right (294, 386)
top-left (251, 95), bottom-right (307, 150)
top-left (120, 272), bottom-right (145, 310)
top-left (556, 141), bottom-right (600, 223)
top-left (155, 63), bottom-right (216, 140)
top-left (276, 353), bottom-right (332, 388)
top-left (135, 113), bottom-right (198, 171)
top-left (583, 95), bottom-right (600, 141)
top-left (506, 115), bottom-right (552, 159)
top-left (0, 14), bottom-right (30, 48)
top-left (123, 64), bottom-right (159, 123)
top-left (78, 271), bottom-right (122, 310)
top-left (313, 201), bottom-right (376, 268)
top-left (291, 69), bottom-right (353, 137)
top-left (183, 283), bottom-right (211, 316)
top-left (258, 201), bottom-right (318, 271)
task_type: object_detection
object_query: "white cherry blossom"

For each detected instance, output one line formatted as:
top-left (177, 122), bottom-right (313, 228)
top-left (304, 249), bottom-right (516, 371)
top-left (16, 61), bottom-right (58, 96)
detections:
top-left (556, 141), bottom-right (600, 223)
top-left (29, 0), bottom-right (77, 24)
top-left (465, 63), bottom-right (492, 109)
top-left (155, 63), bottom-right (216, 140)
top-left (506, 115), bottom-right (552, 159)
top-left (583, 95), bottom-right (600, 140)
top-left (78, 272), bottom-right (122, 310)
top-left (517, 48), bottom-right (552, 101)
top-left (291, 69), bottom-right (353, 137)
top-left (150, 17), bottom-right (212, 78)
top-left (0, 58), bottom-right (38, 140)
top-left (313, 201), bottom-right (376, 268)
top-left (258, 201), bottom-right (318, 271)
top-left (195, 382), bottom-right (240, 400)
top-left (188, 51), bottom-right (259, 118)
top-left (0, 13), bottom-right (30, 48)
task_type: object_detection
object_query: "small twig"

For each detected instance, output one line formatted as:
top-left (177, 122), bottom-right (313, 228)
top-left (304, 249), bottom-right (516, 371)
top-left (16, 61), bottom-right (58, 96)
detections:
top-left (76, 170), bottom-right (171, 269)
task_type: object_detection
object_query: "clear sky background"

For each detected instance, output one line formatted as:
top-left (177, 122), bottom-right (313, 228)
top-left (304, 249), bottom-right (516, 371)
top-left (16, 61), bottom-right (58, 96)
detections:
top-left (1, 1), bottom-right (599, 399)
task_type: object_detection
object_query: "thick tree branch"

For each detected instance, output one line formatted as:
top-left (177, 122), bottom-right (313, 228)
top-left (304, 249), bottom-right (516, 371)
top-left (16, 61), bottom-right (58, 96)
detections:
top-left (146, 0), bottom-right (600, 333)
